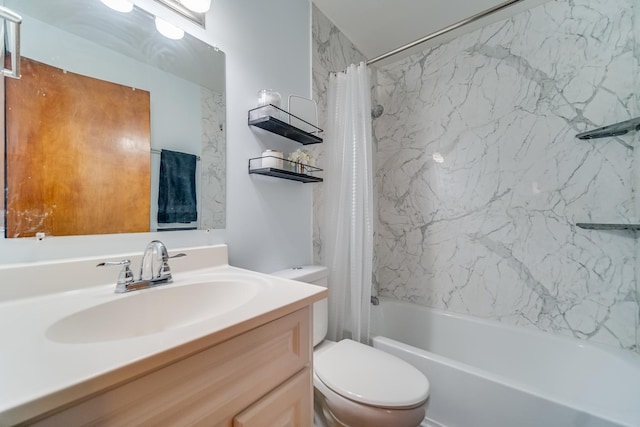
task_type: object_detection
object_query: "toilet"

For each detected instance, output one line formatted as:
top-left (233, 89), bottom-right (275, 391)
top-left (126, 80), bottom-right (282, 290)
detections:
top-left (271, 266), bottom-right (430, 427)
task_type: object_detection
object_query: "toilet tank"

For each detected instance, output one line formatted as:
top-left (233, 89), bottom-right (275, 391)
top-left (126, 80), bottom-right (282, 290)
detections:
top-left (271, 266), bottom-right (328, 346)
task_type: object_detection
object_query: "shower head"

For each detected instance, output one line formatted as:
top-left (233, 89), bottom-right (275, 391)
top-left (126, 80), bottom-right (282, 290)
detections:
top-left (371, 104), bottom-right (384, 119)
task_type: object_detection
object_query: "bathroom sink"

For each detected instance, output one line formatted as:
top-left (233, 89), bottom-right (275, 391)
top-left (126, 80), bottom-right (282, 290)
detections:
top-left (46, 280), bottom-right (261, 343)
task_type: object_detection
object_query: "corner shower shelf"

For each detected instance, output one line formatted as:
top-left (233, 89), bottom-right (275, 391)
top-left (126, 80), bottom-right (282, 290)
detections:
top-left (576, 223), bottom-right (640, 231)
top-left (248, 104), bottom-right (323, 145)
top-left (248, 156), bottom-right (323, 183)
top-left (575, 117), bottom-right (640, 140)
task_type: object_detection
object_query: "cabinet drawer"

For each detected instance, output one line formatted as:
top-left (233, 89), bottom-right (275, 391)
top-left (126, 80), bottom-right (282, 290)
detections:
top-left (33, 307), bottom-right (311, 426)
top-left (234, 367), bottom-right (312, 427)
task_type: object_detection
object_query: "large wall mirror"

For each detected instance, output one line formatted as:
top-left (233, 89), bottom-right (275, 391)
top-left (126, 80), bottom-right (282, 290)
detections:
top-left (0, 0), bottom-right (226, 238)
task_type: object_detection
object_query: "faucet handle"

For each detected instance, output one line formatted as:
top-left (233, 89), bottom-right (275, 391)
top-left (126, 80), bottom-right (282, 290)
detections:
top-left (97, 259), bottom-right (135, 293)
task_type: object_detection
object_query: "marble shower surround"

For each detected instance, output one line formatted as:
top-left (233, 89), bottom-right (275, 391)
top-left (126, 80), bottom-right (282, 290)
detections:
top-left (373, 0), bottom-right (638, 350)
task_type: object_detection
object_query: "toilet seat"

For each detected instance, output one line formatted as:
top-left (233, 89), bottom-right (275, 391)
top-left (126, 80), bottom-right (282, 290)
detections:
top-left (313, 371), bottom-right (427, 427)
top-left (314, 339), bottom-right (430, 408)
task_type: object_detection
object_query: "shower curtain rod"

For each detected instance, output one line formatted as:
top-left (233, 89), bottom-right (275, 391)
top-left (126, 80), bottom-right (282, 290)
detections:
top-left (366, 0), bottom-right (524, 65)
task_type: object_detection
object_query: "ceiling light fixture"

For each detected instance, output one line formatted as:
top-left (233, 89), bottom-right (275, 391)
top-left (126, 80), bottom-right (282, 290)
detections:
top-left (155, 16), bottom-right (185, 40)
top-left (100, 0), bottom-right (134, 13)
top-left (178, 0), bottom-right (211, 13)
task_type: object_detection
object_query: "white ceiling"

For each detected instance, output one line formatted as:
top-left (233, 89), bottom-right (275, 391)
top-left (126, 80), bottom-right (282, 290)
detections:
top-left (312, 0), bottom-right (550, 64)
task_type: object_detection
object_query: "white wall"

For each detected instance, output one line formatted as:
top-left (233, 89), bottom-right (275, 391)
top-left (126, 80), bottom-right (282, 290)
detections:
top-left (0, 0), bottom-right (313, 272)
top-left (180, 0), bottom-right (314, 272)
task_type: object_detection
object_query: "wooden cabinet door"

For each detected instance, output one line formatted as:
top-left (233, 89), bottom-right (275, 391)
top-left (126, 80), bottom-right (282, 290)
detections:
top-left (233, 368), bottom-right (313, 427)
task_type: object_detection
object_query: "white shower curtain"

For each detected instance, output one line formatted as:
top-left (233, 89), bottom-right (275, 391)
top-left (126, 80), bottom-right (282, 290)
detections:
top-left (323, 62), bottom-right (374, 344)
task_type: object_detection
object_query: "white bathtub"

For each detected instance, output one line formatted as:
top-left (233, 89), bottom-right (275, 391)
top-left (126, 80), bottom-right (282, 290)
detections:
top-left (370, 297), bottom-right (640, 427)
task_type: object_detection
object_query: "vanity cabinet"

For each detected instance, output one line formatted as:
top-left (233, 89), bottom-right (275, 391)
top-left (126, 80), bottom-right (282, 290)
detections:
top-left (31, 307), bottom-right (313, 427)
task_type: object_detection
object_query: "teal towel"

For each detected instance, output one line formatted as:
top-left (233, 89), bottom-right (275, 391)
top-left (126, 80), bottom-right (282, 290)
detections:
top-left (157, 149), bottom-right (197, 223)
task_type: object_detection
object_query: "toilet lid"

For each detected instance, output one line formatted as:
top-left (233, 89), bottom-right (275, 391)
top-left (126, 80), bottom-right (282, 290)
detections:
top-left (314, 339), bottom-right (430, 408)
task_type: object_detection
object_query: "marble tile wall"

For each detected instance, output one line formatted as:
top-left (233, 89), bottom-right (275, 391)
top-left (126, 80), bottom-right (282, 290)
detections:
top-left (633, 0), bottom-right (640, 352)
top-left (200, 86), bottom-right (226, 229)
top-left (373, 0), bottom-right (639, 350)
top-left (311, 4), bottom-right (366, 264)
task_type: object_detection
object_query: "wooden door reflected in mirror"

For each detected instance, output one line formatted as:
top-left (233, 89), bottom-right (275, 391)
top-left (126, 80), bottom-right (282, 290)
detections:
top-left (5, 57), bottom-right (151, 238)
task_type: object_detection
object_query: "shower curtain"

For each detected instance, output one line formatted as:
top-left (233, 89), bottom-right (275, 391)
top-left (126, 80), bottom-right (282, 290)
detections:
top-left (323, 62), bottom-right (374, 344)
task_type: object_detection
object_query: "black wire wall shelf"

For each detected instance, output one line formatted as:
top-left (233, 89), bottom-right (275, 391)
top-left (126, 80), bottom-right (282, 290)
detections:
top-left (248, 156), bottom-right (323, 183)
top-left (248, 104), bottom-right (323, 145)
top-left (574, 117), bottom-right (640, 231)
top-left (576, 117), bottom-right (640, 140)
top-left (576, 223), bottom-right (640, 231)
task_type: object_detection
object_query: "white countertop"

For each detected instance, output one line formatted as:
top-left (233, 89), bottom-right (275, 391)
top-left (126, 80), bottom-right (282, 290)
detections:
top-left (0, 245), bottom-right (326, 425)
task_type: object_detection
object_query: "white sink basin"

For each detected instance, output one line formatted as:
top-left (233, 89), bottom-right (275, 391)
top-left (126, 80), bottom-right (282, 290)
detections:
top-left (46, 280), bottom-right (261, 343)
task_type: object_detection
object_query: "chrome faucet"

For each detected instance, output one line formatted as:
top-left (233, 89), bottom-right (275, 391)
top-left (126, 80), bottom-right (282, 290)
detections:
top-left (97, 240), bottom-right (186, 293)
top-left (140, 240), bottom-right (172, 282)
